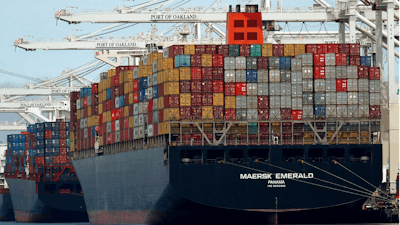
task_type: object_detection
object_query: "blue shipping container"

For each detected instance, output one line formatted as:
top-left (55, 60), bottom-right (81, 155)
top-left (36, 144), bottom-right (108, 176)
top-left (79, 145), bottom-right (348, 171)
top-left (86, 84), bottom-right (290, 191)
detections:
top-left (36, 141), bottom-right (44, 149)
top-left (360, 56), bottom-right (371, 67)
top-left (7, 135), bottom-right (12, 142)
top-left (52, 148), bottom-right (59, 156)
top-left (246, 70), bottom-right (258, 83)
top-left (52, 139), bottom-right (60, 146)
top-left (52, 122), bottom-right (59, 130)
top-left (37, 149), bottom-right (44, 156)
top-left (18, 142), bottom-right (24, 150)
top-left (36, 123), bottom-right (44, 132)
top-left (44, 122), bottom-right (52, 130)
top-left (18, 134), bottom-right (25, 142)
top-left (11, 134), bottom-right (18, 142)
top-left (280, 57), bottom-right (291, 70)
top-left (66, 122), bottom-right (70, 130)
top-left (91, 127), bottom-right (96, 137)
top-left (314, 105), bottom-right (326, 119)
top-left (45, 139), bottom-right (53, 147)
top-left (27, 124), bottom-right (36, 133)
top-left (45, 148), bottom-right (52, 155)
top-left (179, 55), bottom-right (191, 67)
top-left (139, 78), bottom-right (148, 90)
top-left (106, 89), bottom-right (111, 100)
top-left (139, 89), bottom-right (147, 102)
top-left (120, 95), bottom-right (124, 107)
top-left (153, 85), bottom-right (158, 98)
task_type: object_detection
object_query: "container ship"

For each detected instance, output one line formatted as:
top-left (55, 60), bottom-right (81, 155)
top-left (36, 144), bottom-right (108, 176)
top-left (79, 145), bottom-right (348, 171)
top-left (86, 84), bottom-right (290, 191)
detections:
top-left (5, 123), bottom-right (88, 222)
top-left (69, 8), bottom-right (384, 224)
top-left (0, 144), bottom-right (14, 221)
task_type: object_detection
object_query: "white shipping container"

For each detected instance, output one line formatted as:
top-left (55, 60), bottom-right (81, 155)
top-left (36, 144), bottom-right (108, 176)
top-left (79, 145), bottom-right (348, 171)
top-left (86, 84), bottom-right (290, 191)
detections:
top-left (370, 93), bottom-right (380, 105)
top-left (236, 56), bottom-right (246, 70)
top-left (280, 82), bottom-right (291, 96)
top-left (336, 66), bottom-right (347, 78)
top-left (325, 79), bottom-right (336, 92)
top-left (235, 70), bottom-right (246, 82)
top-left (163, 48), bottom-right (169, 58)
top-left (358, 92), bottom-right (369, 105)
top-left (325, 53), bottom-right (336, 66)
top-left (369, 80), bottom-right (380, 92)
top-left (257, 69), bottom-right (269, 82)
top-left (270, 108), bottom-right (281, 120)
top-left (134, 115), bottom-right (139, 127)
top-left (291, 97), bottom-right (302, 110)
top-left (359, 104), bottom-right (369, 118)
top-left (347, 66), bottom-right (358, 78)
top-left (76, 99), bottom-right (81, 110)
top-left (302, 79), bottom-right (313, 92)
top-left (348, 105), bottom-right (359, 118)
top-left (148, 124), bottom-right (154, 137)
top-left (303, 105), bottom-right (313, 118)
top-left (247, 109), bottom-right (258, 120)
top-left (326, 105), bottom-right (337, 118)
top-left (115, 98), bottom-right (120, 109)
top-left (139, 126), bottom-right (145, 138)
top-left (224, 57), bottom-right (236, 70)
top-left (269, 83), bottom-right (281, 96)
top-left (87, 97), bottom-right (92, 107)
top-left (292, 84), bottom-right (302, 97)
top-left (337, 92), bottom-right (348, 105)
top-left (269, 69), bottom-right (280, 82)
top-left (358, 79), bottom-right (368, 92)
top-left (347, 79), bottom-right (358, 92)
top-left (147, 87), bottom-right (153, 100)
top-left (257, 83), bottom-right (269, 95)
top-left (337, 105), bottom-right (348, 118)
top-left (302, 66), bottom-right (313, 79)
top-left (134, 103), bottom-right (139, 115)
top-left (325, 66), bottom-right (336, 79)
top-left (138, 114), bottom-right (144, 126)
top-left (247, 83), bottom-right (258, 96)
top-left (134, 128), bottom-right (139, 139)
top-left (224, 70), bottom-right (236, 83)
top-left (297, 53), bottom-right (313, 66)
top-left (280, 96), bottom-right (291, 108)
top-left (247, 96), bottom-right (258, 108)
top-left (133, 67), bottom-right (139, 79)
top-left (348, 92), bottom-right (358, 104)
top-left (314, 79), bottom-right (326, 92)
top-left (115, 120), bottom-right (120, 131)
top-left (147, 74), bottom-right (153, 87)
top-left (270, 96), bottom-right (281, 108)
top-left (143, 55), bottom-right (149, 66)
top-left (291, 71), bottom-right (302, 84)
top-left (236, 96), bottom-right (247, 109)
top-left (326, 92), bottom-right (337, 105)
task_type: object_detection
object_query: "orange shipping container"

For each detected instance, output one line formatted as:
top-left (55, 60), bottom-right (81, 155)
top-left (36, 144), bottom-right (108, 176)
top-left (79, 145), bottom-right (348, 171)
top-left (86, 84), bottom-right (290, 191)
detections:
top-left (294, 44), bottom-right (305, 55)
top-left (180, 93), bottom-right (191, 106)
top-left (163, 108), bottom-right (180, 121)
top-left (124, 106), bottom-right (129, 118)
top-left (225, 96), bottom-right (236, 109)
top-left (164, 122), bottom-right (170, 134)
top-left (99, 136), bottom-right (103, 147)
top-left (107, 69), bottom-right (116, 78)
top-left (202, 106), bottom-right (213, 120)
top-left (164, 82), bottom-right (180, 95)
top-left (158, 96), bottom-right (164, 110)
top-left (158, 122), bottom-right (164, 135)
top-left (184, 45), bottom-right (195, 55)
top-left (70, 141), bottom-right (75, 152)
top-left (201, 54), bottom-right (212, 67)
top-left (284, 44), bottom-right (295, 56)
top-left (99, 103), bottom-right (103, 115)
top-left (77, 109), bottom-right (81, 120)
top-left (125, 70), bottom-right (134, 82)
top-left (141, 65), bottom-right (152, 77)
top-left (129, 116), bottom-right (134, 128)
top-left (213, 93), bottom-right (224, 106)
top-left (158, 58), bottom-right (174, 71)
top-left (179, 67), bottom-right (191, 80)
top-left (119, 71), bottom-right (125, 84)
top-left (165, 69), bottom-right (180, 82)
top-left (98, 81), bottom-right (103, 93)
top-left (129, 93), bottom-right (133, 104)
top-left (262, 44), bottom-right (273, 57)
top-left (88, 107), bottom-right (92, 117)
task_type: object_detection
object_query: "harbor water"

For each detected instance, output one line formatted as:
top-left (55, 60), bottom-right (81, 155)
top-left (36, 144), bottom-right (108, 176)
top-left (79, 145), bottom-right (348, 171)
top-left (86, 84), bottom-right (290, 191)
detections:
top-left (0, 223), bottom-right (397, 225)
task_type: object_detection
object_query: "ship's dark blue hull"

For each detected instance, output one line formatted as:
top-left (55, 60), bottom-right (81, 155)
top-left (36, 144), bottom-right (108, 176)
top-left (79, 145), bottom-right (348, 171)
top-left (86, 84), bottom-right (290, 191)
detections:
top-left (72, 144), bottom-right (383, 224)
top-left (0, 193), bottom-right (14, 221)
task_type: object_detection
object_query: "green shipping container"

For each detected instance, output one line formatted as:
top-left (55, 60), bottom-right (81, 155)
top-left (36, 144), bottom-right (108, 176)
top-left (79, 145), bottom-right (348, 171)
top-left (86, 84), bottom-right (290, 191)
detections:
top-left (228, 45), bottom-right (240, 57)
top-left (66, 139), bottom-right (70, 147)
top-left (248, 122), bottom-right (258, 135)
top-left (250, 44), bottom-right (262, 57)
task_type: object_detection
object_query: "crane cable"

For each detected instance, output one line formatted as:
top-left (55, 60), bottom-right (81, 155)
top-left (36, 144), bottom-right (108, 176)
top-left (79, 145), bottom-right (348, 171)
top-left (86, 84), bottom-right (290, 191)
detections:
top-left (0, 69), bottom-right (41, 82)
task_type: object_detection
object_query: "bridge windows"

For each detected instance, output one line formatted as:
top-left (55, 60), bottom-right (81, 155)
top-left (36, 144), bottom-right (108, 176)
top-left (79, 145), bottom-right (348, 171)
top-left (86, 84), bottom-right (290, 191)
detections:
top-left (229, 149), bottom-right (244, 163)
top-left (327, 148), bottom-right (345, 163)
top-left (247, 20), bottom-right (257, 27)
top-left (207, 150), bottom-right (224, 163)
top-left (350, 148), bottom-right (372, 163)
top-left (249, 149), bottom-right (269, 162)
top-left (180, 150), bottom-right (202, 164)
top-left (309, 148), bottom-right (323, 163)
top-left (234, 33), bottom-right (245, 40)
top-left (247, 32), bottom-right (258, 40)
top-left (283, 149), bottom-right (304, 162)
top-left (234, 20), bottom-right (244, 28)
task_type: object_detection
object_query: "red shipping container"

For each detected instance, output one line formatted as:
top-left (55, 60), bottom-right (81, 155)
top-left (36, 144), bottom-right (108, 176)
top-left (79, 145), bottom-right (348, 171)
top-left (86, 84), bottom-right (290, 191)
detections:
top-left (129, 104), bottom-right (133, 116)
top-left (336, 53), bottom-right (347, 66)
top-left (349, 55), bottom-right (360, 66)
top-left (202, 80), bottom-right (213, 93)
top-left (84, 107), bottom-right (88, 117)
top-left (225, 83), bottom-right (236, 96)
top-left (99, 114), bottom-right (103, 125)
top-left (59, 139), bottom-right (67, 147)
top-left (314, 66), bottom-right (325, 79)
top-left (91, 83), bottom-right (98, 94)
top-left (115, 108), bottom-right (121, 120)
top-left (191, 81), bottom-right (202, 93)
top-left (273, 44), bottom-right (284, 56)
top-left (158, 83), bottom-right (164, 96)
top-left (92, 94), bottom-right (99, 106)
top-left (195, 45), bottom-right (206, 54)
top-left (110, 76), bottom-right (115, 87)
top-left (106, 100), bottom-right (111, 111)
top-left (201, 67), bottom-right (213, 80)
top-left (59, 156), bottom-right (67, 164)
top-left (180, 81), bottom-right (191, 93)
top-left (336, 79), bottom-right (347, 92)
top-left (35, 156), bottom-right (45, 166)
top-left (148, 112), bottom-right (153, 124)
top-left (358, 66), bottom-right (369, 79)
top-left (124, 129), bottom-right (129, 141)
top-left (182, 134), bottom-right (191, 145)
top-left (292, 110), bottom-right (303, 120)
top-left (45, 130), bottom-right (52, 139)
top-left (317, 44), bottom-right (328, 54)
top-left (169, 45), bottom-right (184, 59)
top-left (258, 109), bottom-right (269, 120)
top-left (281, 108), bottom-right (292, 120)
top-left (192, 133), bottom-right (202, 146)
top-left (212, 80), bottom-right (224, 93)
top-left (25, 142), bottom-right (29, 150)
top-left (257, 57), bottom-right (268, 69)
top-left (205, 45), bottom-right (217, 54)
top-left (83, 97), bottom-right (88, 107)
top-left (257, 96), bottom-right (269, 108)
top-left (239, 44), bottom-right (250, 57)
top-left (191, 106), bottom-right (202, 120)
top-left (212, 67), bottom-right (224, 80)
top-left (212, 54), bottom-right (224, 67)
top-left (154, 124), bottom-right (158, 136)
top-left (164, 95), bottom-right (180, 108)
top-left (158, 110), bottom-right (164, 122)
top-left (148, 99), bottom-right (153, 112)
top-left (369, 67), bottom-right (380, 80)
top-left (225, 109), bottom-right (236, 121)
top-left (114, 75), bottom-right (120, 86)
top-left (191, 54), bottom-right (202, 67)
top-left (217, 45), bottom-right (229, 57)
top-left (180, 107), bottom-right (191, 120)
top-left (59, 131), bottom-right (67, 139)
top-left (53, 156), bottom-right (60, 164)
top-left (111, 132), bottom-right (115, 144)
top-left (191, 93), bottom-right (203, 106)
top-left (213, 106), bottom-right (224, 120)
top-left (124, 118), bottom-right (129, 129)
top-left (119, 118), bottom-right (124, 130)
top-left (124, 93), bottom-right (129, 105)
top-left (202, 93), bottom-right (213, 106)
top-left (133, 80), bottom-right (139, 91)
top-left (133, 91), bottom-right (139, 103)
top-left (313, 54), bottom-right (325, 66)
top-left (191, 67), bottom-right (202, 80)
top-left (338, 44), bottom-right (350, 54)
top-left (102, 124), bottom-right (107, 136)
top-left (236, 82), bottom-right (247, 96)
top-left (349, 43), bottom-right (360, 56)
top-left (306, 44), bottom-right (318, 54)
top-left (116, 66), bottom-right (135, 76)
top-left (115, 87), bottom-right (121, 98)
top-left (111, 109), bottom-right (116, 121)
top-left (369, 105), bottom-right (381, 119)
top-left (327, 44), bottom-right (339, 53)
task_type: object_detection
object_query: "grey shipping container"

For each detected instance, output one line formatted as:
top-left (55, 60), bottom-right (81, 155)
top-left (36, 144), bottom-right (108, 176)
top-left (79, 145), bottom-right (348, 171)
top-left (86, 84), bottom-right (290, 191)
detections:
top-left (291, 97), bottom-right (302, 110)
top-left (291, 71), bottom-right (302, 85)
top-left (236, 96), bottom-right (247, 109)
top-left (270, 96), bottom-right (281, 108)
top-left (257, 69), bottom-right (268, 82)
top-left (115, 97), bottom-right (120, 109)
top-left (247, 109), bottom-right (258, 120)
top-left (148, 124), bottom-right (154, 137)
top-left (337, 92), bottom-right (348, 105)
top-left (236, 56), bottom-right (246, 70)
top-left (269, 83), bottom-right (281, 96)
top-left (336, 66), bottom-right (347, 78)
top-left (303, 105), bottom-right (313, 118)
top-left (106, 122), bottom-right (112, 133)
top-left (143, 55), bottom-right (149, 66)
top-left (292, 84), bottom-right (302, 97)
top-left (153, 98), bottom-right (158, 110)
top-left (369, 80), bottom-right (380, 92)
top-left (302, 79), bottom-right (313, 92)
top-left (280, 82), bottom-right (291, 96)
top-left (138, 114), bottom-right (144, 126)
top-left (247, 96), bottom-right (258, 108)
top-left (163, 48), bottom-right (169, 58)
top-left (115, 131), bottom-right (120, 143)
top-left (134, 103), bottom-right (139, 115)
top-left (224, 57), bottom-right (236, 70)
top-left (359, 104), bottom-right (369, 118)
top-left (347, 105), bottom-right (359, 118)
top-left (347, 79), bottom-right (358, 92)
top-left (134, 115), bottom-right (139, 127)
top-left (269, 69), bottom-right (280, 82)
top-left (147, 75), bottom-right (153, 87)
top-left (314, 79), bottom-right (326, 92)
top-left (325, 66), bottom-right (336, 79)
top-left (270, 108), bottom-right (281, 120)
top-left (139, 126), bottom-right (144, 138)
top-left (269, 57), bottom-right (280, 69)
top-left (236, 70), bottom-right (246, 82)
top-left (87, 97), bottom-right (92, 107)
top-left (326, 92), bottom-right (337, 105)
top-left (236, 109), bottom-right (247, 121)
top-left (147, 87), bottom-right (153, 100)
top-left (337, 105), bottom-right (348, 118)
top-left (257, 83), bottom-right (269, 95)
top-left (291, 58), bottom-right (302, 71)
top-left (325, 79), bottom-right (336, 92)
top-left (314, 93), bottom-right (326, 105)
top-left (153, 73), bottom-right (158, 86)
top-left (246, 57), bottom-right (258, 70)
top-left (326, 105), bottom-right (336, 118)
top-left (100, 72), bottom-right (108, 81)
top-left (302, 93), bottom-right (313, 105)
top-left (325, 53), bottom-right (336, 66)
top-left (358, 79), bottom-right (369, 92)
top-left (348, 92), bottom-right (358, 105)
top-left (280, 70), bottom-right (291, 82)
top-left (153, 110), bottom-right (159, 123)
top-left (224, 70), bottom-right (236, 83)
top-left (134, 128), bottom-right (139, 139)
top-left (296, 53), bottom-right (313, 66)
top-left (280, 96), bottom-right (291, 108)
top-left (133, 67), bottom-right (139, 79)
top-left (347, 66), bottom-right (358, 78)
top-left (370, 93), bottom-right (380, 105)
top-left (152, 61), bottom-right (158, 73)
top-left (302, 66), bottom-right (313, 79)
top-left (358, 92), bottom-right (369, 105)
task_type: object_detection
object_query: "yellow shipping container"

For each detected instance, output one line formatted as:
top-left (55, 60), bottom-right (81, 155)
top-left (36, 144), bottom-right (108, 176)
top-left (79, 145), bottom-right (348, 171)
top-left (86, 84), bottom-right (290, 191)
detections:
top-left (179, 67), bottom-right (191, 80)
top-left (70, 141), bottom-right (75, 152)
top-left (129, 93), bottom-right (133, 105)
top-left (98, 81), bottom-right (103, 93)
top-left (119, 71), bottom-right (124, 84)
top-left (262, 44), bottom-right (273, 57)
top-left (125, 70), bottom-right (134, 82)
top-left (94, 115), bottom-right (99, 126)
top-left (138, 66), bottom-right (143, 78)
top-left (158, 96), bottom-right (164, 110)
top-left (201, 54), bottom-right (212, 67)
top-left (70, 132), bottom-right (75, 142)
top-left (99, 136), bottom-right (103, 147)
top-left (88, 107), bottom-right (92, 117)
top-left (77, 109), bottom-right (81, 120)
top-left (164, 121), bottom-right (170, 134)
top-left (294, 44), bottom-right (306, 55)
top-left (180, 93), bottom-right (191, 106)
top-left (158, 122), bottom-right (164, 135)
top-left (158, 58), bottom-right (174, 72)
top-left (202, 106), bottom-right (213, 120)
top-left (102, 112), bottom-right (107, 123)
top-left (124, 106), bottom-right (129, 118)
top-left (164, 82), bottom-right (180, 95)
top-left (105, 78), bottom-right (111, 89)
top-left (128, 81), bottom-right (133, 93)
top-left (129, 116), bottom-right (134, 128)
top-left (165, 68), bottom-right (180, 82)
top-left (284, 44), bottom-right (295, 56)
top-left (163, 108), bottom-right (179, 121)
top-left (213, 93), bottom-right (224, 106)
top-left (102, 91), bottom-right (107, 103)
top-left (124, 83), bottom-right (129, 95)
top-left (141, 65), bottom-right (152, 77)
top-left (225, 96), bottom-right (236, 109)
top-left (107, 69), bottom-right (116, 78)
top-left (184, 45), bottom-right (195, 55)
